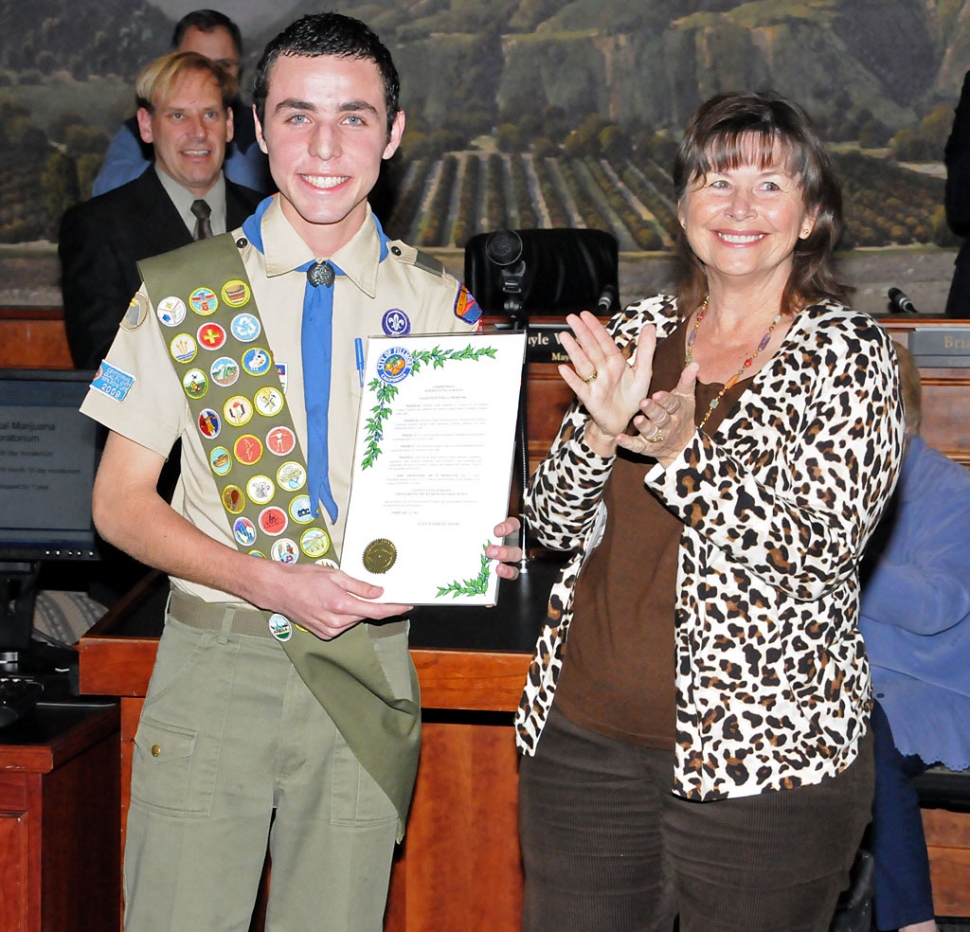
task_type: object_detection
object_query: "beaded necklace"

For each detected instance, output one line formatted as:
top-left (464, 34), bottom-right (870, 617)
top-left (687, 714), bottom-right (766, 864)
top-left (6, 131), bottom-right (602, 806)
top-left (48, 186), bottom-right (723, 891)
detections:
top-left (685, 296), bottom-right (782, 432)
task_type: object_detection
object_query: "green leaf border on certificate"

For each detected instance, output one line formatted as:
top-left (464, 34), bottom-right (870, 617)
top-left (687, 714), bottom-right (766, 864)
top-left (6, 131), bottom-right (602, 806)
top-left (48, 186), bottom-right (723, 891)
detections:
top-left (436, 544), bottom-right (492, 599)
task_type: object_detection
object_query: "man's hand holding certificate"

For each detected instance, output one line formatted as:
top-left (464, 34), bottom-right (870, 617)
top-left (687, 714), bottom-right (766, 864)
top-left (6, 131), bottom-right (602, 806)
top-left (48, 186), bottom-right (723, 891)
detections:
top-left (341, 331), bottom-right (527, 605)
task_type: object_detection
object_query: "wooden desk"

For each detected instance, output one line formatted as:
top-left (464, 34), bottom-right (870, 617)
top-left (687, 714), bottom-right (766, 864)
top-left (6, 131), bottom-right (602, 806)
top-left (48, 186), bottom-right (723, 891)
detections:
top-left (0, 698), bottom-right (120, 932)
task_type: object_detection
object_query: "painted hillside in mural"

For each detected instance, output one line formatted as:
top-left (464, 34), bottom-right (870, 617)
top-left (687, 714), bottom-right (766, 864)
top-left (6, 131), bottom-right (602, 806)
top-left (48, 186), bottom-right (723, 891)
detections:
top-left (0, 0), bottom-right (968, 251)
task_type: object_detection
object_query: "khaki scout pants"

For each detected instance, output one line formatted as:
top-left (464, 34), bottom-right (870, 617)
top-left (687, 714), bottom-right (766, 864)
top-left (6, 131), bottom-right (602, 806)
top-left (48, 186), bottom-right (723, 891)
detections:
top-left (123, 611), bottom-right (406, 932)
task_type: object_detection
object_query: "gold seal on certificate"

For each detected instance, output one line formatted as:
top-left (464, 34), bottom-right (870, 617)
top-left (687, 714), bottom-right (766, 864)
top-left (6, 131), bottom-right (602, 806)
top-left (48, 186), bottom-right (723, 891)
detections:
top-left (362, 538), bottom-right (397, 574)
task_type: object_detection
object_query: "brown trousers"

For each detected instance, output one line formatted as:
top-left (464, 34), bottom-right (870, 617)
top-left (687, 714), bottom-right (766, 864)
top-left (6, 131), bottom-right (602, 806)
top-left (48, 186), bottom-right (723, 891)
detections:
top-left (519, 705), bottom-right (873, 932)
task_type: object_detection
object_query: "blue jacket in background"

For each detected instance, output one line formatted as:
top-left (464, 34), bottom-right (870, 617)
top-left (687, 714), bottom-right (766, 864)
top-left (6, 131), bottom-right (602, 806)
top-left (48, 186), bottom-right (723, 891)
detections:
top-left (859, 436), bottom-right (970, 769)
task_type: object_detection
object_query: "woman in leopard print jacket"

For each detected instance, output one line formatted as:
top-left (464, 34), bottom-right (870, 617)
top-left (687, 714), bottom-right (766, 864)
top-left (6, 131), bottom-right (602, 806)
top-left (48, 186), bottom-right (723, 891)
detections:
top-left (517, 92), bottom-right (905, 932)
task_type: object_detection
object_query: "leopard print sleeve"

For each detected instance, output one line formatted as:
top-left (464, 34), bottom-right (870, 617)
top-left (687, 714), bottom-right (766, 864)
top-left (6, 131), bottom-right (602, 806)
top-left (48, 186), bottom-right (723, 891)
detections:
top-left (516, 296), bottom-right (684, 755)
top-left (644, 302), bottom-right (905, 601)
top-left (525, 296), bottom-right (682, 551)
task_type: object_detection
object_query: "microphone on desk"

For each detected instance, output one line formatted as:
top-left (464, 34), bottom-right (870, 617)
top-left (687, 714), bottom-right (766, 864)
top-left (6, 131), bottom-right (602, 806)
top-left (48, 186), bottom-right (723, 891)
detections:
top-left (596, 285), bottom-right (618, 313)
top-left (485, 229), bottom-right (527, 321)
top-left (485, 229), bottom-right (523, 267)
top-left (888, 287), bottom-right (918, 314)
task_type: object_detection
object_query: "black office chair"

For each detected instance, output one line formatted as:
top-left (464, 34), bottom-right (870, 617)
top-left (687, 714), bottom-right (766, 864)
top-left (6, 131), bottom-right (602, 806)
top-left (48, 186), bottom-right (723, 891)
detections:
top-left (463, 228), bottom-right (620, 320)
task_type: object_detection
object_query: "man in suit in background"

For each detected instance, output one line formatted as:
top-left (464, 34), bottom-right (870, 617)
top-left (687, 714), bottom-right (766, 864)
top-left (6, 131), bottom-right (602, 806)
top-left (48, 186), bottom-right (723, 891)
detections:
top-left (59, 50), bottom-right (264, 369)
top-left (945, 69), bottom-right (970, 318)
top-left (92, 8), bottom-right (270, 197)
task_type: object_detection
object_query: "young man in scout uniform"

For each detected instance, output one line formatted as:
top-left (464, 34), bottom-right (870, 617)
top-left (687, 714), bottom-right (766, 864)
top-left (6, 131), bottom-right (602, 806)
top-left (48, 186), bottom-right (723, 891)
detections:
top-left (81, 12), bottom-right (521, 931)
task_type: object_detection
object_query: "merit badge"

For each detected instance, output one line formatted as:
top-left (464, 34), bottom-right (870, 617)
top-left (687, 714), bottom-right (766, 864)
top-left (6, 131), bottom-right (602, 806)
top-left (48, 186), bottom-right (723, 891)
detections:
top-left (267, 613), bottom-right (292, 641)
top-left (91, 362), bottom-right (135, 402)
top-left (182, 368), bottom-right (208, 399)
top-left (276, 461), bottom-right (306, 491)
top-left (254, 386), bottom-right (284, 416)
top-left (246, 474), bottom-right (275, 505)
top-left (242, 346), bottom-right (273, 377)
top-left (223, 395), bottom-right (253, 427)
top-left (122, 294), bottom-right (149, 330)
top-left (170, 333), bottom-right (198, 364)
top-left (189, 286), bottom-right (218, 315)
top-left (271, 538), bottom-right (299, 564)
top-left (362, 538), bottom-right (397, 574)
top-left (259, 506), bottom-right (288, 536)
top-left (221, 279), bottom-right (251, 308)
top-left (276, 362), bottom-right (287, 394)
top-left (210, 356), bottom-right (239, 388)
top-left (198, 408), bottom-right (221, 439)
top-left (209, 446), bottom-right (232, 476)
top-left (288, 494), bottom-right (313, 524)
top-left (300, 527), bottom-right (331, 559)
top-left (316, 558), bottom-right (339, 569)
top-left (377, 347), bottom-right (413, 384)
top-left (198, 322), bottom-right (227, 351)
top-left (231, 312), bottom-right (260, 342)
top-left (453, 283), bottom-right (482, 325)
top-left (233, 516), bottom-right (257, 547)
top-left (233, 434), bottom-right (263, 465)
top-left (382, 308), bottom-right (411, 336)
top-left (221, 484), bottom-right (245, 514)
top-left (156, 296), bottom-right (187, 328)
top-left (266, 426), bottom-right (296, 456)
top-left (248, 550), bottom-right (266, 558)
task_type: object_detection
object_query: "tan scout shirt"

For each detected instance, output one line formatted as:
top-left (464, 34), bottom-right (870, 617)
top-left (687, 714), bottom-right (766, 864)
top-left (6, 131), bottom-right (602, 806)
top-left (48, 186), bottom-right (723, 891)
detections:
top-left (81, 196), bottom-right (477, 605)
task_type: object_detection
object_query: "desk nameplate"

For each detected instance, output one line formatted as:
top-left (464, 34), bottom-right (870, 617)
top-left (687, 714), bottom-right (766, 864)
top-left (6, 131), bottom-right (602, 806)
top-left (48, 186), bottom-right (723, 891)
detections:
top-left (910, 328), bottom-right (970, 366)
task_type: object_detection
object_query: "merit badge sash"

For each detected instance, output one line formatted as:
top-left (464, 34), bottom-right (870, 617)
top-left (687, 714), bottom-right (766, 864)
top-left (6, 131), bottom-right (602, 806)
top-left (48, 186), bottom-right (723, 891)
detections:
top-left (138, 234), bottom-right (420, 836)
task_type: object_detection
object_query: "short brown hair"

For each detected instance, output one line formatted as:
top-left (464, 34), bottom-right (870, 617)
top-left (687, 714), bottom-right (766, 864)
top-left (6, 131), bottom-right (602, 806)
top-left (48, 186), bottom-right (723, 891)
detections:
top-left (136, 51), bottom-right (237, 114)
top-left (672, 90), bottom-right (851, 316)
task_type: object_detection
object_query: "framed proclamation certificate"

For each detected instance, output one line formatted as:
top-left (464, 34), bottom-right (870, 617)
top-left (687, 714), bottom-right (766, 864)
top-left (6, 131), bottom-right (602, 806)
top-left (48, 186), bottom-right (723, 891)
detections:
top-left (341, 331), bottom-right (527, 605)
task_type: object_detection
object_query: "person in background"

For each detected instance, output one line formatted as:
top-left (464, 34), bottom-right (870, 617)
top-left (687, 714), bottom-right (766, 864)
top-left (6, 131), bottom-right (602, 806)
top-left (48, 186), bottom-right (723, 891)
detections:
top-left (79, 13), bottom-right (521, 931)
top-left (92, 8), bottom-right (270, 196)
top-left (859, 345), bottom-right (970, 932)
top-left (516, 91), bottom-right (904, 932)
top-left (943, 69), bottom-right (970, 318)
top-left (59, 51), bottom-right (263, 370)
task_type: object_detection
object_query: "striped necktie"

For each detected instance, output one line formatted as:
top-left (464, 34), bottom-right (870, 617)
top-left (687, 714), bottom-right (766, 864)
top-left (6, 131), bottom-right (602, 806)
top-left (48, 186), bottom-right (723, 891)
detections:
top-left (191, 199), bottom-right (213, 240)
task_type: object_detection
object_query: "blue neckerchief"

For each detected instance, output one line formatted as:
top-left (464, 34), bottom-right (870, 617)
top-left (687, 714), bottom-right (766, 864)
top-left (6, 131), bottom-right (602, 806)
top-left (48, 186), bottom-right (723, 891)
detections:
top-left (242, 198), bottom-right (390, 524)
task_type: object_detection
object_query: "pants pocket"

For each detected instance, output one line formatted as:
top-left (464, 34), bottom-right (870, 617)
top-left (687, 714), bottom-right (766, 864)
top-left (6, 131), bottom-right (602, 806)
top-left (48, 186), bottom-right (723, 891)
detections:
top-left (130, 716), bottom-right (213, 816)
top-left (330, 729), bottom-right (398, 826)
top-left (130, 624), bottom-right (237, 818)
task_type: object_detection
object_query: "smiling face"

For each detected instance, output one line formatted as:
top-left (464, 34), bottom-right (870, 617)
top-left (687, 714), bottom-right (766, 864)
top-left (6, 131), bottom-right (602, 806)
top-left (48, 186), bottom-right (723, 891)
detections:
top-left (137, 70), bottom-right (233, 198)
top-left (678, 137), bottom-right (816, 294)
top-left (255, 53), bottom-right (404, 257)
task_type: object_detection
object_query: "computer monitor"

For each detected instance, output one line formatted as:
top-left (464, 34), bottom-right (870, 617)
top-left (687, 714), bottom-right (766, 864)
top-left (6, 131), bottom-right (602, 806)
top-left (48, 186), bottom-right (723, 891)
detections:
top-left (0, 369), bottom-right (100, 665)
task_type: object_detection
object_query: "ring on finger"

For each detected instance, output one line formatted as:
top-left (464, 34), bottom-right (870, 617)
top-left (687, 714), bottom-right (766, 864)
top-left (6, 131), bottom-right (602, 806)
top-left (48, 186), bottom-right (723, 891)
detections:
top-left (647, 428), bottom-right (665, 443)
top-left (581, 368), bottom-right (598, 384)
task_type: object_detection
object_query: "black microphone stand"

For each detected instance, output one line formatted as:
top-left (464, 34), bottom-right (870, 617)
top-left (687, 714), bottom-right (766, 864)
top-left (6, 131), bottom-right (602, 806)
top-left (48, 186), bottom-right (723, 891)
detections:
top-left (485, 230), bottom-right (530, 573)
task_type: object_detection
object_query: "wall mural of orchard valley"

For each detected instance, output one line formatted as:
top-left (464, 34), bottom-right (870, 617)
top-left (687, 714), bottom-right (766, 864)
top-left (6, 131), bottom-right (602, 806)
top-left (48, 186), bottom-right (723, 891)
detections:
top-left (1, 0), bottom-right (968, 308)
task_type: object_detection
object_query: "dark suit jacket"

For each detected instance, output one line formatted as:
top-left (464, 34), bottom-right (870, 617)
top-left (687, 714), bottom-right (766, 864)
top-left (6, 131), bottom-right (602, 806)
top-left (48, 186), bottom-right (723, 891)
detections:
top-left (945, 70), bottom-right (970, 318)
top-left (59, 168), bottom-right (263, 369)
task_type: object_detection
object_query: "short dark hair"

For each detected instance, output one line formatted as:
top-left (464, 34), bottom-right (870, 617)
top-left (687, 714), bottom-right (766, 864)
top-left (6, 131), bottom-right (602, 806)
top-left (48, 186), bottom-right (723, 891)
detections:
top-left (253, 12), bottom-right (400, 136)
top-left (672, 90), bottom-right (851, 315)
top-left (171, 9), bottom-right (243, 58)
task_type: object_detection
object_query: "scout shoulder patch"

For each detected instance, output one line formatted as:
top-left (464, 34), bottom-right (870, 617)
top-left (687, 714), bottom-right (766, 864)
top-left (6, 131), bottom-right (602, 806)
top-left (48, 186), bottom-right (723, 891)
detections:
top-left (387, 240), bottom-right (444, 277)
top-left (453, 283), bottom-right (482, 325)
top-left (120, 293), bottom-right (149, 331)
top-left (90, 361), bottom-right (136, 402)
